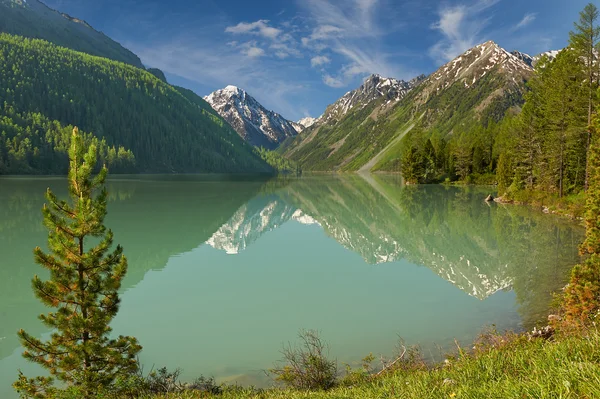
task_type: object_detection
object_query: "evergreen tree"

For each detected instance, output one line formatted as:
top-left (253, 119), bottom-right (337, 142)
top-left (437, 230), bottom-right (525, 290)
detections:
top-left (563, 118), bottom-right (600, 326)
top-left (13, 128), bottom-right (142, 399)
top-left (400, 146), bottom-right (424, 184)
top-left (496, 153), bottom-right (513, 194)
top-left (515, 92), bottom-right (543, 190)
top-left (422, 139), bottom-right (437, 182)
top-left (541, 49), bottom-right (587, 197)
top-left (569, 3), bottom-right (600, 190)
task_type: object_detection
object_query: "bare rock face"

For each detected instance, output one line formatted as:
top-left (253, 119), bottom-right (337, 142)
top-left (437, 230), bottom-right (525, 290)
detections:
top-left (317, 73), bottom-right (426, 125)
top-left (204, 86), bottom-right (298, 149)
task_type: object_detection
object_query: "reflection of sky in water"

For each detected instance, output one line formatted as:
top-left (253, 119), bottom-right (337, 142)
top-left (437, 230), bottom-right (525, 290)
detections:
top-left (0, 175), bottom-right (583, 397)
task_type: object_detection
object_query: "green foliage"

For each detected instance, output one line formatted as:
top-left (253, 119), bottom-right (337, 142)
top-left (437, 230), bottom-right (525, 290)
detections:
top-left (256, 147), bottom-right (299, 174)
top-left (270, 330), bottom-right (338, 391)
top-left (146, 68), bottom-right (167, 83)
top-left (400, 145), bottom-right (424, 184)
top-left (0, 102), bottom-right (135, 174)
top-left (14, 129), bottom-right (141, 398)
top-left (339, 353), bottom-right (375, 387)
top-left (0, 33), bottom-right (271, 174)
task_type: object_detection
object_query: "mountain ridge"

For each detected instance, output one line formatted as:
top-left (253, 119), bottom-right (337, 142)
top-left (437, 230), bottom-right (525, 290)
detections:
top-left (0, 0), bottom-right (144, 68)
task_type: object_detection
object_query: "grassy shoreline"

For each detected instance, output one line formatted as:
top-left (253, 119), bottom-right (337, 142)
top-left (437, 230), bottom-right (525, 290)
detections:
top-left (117, 329), bottom-right (600, 399)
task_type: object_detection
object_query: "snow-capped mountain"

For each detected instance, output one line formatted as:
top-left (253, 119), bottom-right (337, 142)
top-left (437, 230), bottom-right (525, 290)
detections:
top-left (318, 73), bottom-right (426, 124)
top-left (421, 41), bottom-right (532, 98)
top-left (511, 50), bottom-right (534, 67)
top-left (296, 117), bottom-right (317, 130)
top-left (204, 86), bottom-right (299, 149)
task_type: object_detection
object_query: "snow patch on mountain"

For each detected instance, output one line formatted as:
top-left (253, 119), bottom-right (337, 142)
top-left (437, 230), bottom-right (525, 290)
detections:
top-left (297, 117), bottom-right (317, 130)
top-left (422, 41), bottom-right (532, 97)
top-left (317, 74), bottom-right (426, 125)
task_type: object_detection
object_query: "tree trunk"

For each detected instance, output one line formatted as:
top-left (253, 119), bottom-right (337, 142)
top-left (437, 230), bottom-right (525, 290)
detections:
top-left (79, 236), bottom-right (92, 399)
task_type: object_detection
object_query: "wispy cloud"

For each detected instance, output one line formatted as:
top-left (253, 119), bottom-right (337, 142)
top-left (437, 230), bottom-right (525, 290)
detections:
top-left (297, 0), bottom-right (412, 86)
top-left (225, 20), bottom-right (282, 40)
top-left (429, 0), bottom-right (500, 63)
top-left (242, 46), bottom-right (266, 58)
top-left (311, 55), bottom-right (331, 67)
top-left (511, 13), bottom-right (537, 32)
top-left (224, 19), bottom-right (303, 60)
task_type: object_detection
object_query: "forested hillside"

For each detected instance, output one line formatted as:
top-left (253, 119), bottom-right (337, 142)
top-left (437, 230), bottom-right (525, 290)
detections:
top-left (0, 34), bottom-right (272, 174)
top-left (0, 0), bottom-right (143, 68)
top-left (0, 104), bottom-right (134, 174)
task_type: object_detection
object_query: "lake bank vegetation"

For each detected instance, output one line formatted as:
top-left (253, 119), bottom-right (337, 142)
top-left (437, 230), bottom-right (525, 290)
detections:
top-left (398, 5), bottom-right (600, 216)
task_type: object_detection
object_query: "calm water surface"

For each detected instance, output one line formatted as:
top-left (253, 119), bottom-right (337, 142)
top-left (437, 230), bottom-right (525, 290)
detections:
top-left (0, 174), bottom-right (584, 396)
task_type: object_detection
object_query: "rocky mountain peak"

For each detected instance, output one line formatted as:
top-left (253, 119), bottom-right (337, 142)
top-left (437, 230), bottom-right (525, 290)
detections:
top-left (317, 73), bottom-right (423, 125)
top-left (423, 40), bottom-right (532, 96)
top-left (204, 86), bottom-right (298, 149)
top-left (297, 117), bottom-right (317, 129)
top-left (510, 50), bottom-right (534, 67)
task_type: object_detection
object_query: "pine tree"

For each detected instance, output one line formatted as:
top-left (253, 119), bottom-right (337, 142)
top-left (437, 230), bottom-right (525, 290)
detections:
top-left (496, 153), bottom-right (513, 195)
top-left (570, 3), bottom-right (600, 190)
top-left (13, 128), bottom-right (142, 399)
top-left (541, 50), bottom-right (587, 197)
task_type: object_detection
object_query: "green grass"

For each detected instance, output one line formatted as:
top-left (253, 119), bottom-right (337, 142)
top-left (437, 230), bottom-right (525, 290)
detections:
top-left (117, 330), bottom-right (600, 399)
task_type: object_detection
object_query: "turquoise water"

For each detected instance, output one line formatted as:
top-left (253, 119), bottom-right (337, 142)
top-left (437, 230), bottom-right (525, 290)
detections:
top-left (0, 174), bottom-right (583, 396)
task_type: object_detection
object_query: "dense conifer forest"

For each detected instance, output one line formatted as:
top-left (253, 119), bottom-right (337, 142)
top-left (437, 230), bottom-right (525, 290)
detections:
top-left (0, 34), bottom-right (272, 174)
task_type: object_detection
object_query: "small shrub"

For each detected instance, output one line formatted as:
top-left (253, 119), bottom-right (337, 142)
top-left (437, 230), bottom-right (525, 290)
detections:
top-left (340, 353), bottom-right (375, 387)
top-left (146, 367), bottom-right (185, 394)
top-left (188, 375), bottom-right (223, 395)
top-left (269, 329), bottom-right (338, 390)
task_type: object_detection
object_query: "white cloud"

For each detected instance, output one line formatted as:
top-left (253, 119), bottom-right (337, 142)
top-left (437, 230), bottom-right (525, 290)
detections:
top-left (311, 55), bottom-right (331, 67)
top-left (225, 20), bottom-right (282, 40)
top-left (225, 19), bottom-right (302, 59)
top-left (270, 42), bottom-right (302, 59)
top-left (512, 13), bottom-right (537, 31)
top-left (243, 46), bottom-right (266, 58)
top-left (429, 0), bottom-right (500, 63)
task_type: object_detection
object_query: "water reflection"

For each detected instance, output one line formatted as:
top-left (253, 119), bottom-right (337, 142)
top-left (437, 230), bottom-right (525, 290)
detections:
top-left (0, 174), bottom-right (583, 396)
top-left (208, 174), bottom-right (583, 323)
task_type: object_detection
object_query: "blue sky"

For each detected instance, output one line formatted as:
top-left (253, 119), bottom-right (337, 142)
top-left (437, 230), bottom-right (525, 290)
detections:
top-left (45, 0), bottom-right (591, 121)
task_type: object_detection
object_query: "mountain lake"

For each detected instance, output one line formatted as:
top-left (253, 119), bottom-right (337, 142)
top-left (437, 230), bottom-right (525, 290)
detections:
top-left (0, 174), bottom-right (584, 397)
